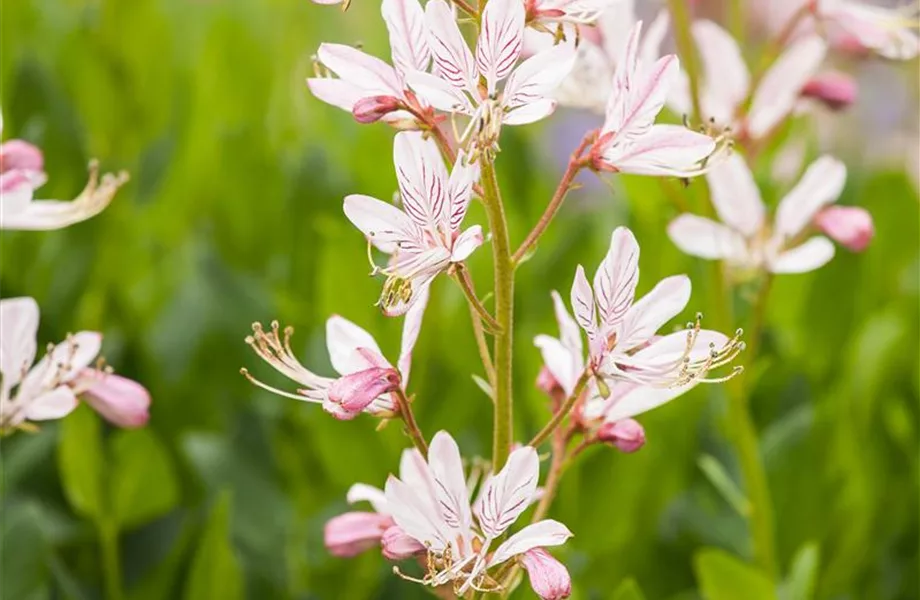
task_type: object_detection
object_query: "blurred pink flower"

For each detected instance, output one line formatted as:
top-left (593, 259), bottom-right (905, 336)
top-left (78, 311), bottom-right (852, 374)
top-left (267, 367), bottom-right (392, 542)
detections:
top-left (597, 418), bottom-right (646, 452)
top-left (80, 371), bottom-right (151, 428)
top-left (307, 0), bottom-right (431, 125)
top-left (344, 132), bottom-right (481, 316)
top-left (668, 153), bottom-right (853, 273)
top-left (520, 547), bottom-right (572, 600)
top-left (243, 300), bottom-right (425, 419)
top-left (325, 512), bottom-right (394, 558)
top-left (801, 70), bottom-right (859, 111)
top-left (815, 205), bottom-right (874, 251)
top-left (526, 0), bottom-right (619, 26)
top-left (589, 21), bottom-right (717, 177)
top-left (406, 0), bottom-right (575, 158)
top-left (385, 431), bottom-right (572, 594)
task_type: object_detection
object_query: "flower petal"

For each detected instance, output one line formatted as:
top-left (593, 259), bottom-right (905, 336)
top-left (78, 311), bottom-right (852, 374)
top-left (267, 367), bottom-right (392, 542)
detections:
top-left (427, 431), bottom-right (474, 550)
top-left (474, 445), bottom-right (540, 538)
top-left (503, 98), bottom-right (558, 125)
top-left (692, 20), bottom-right (750, 123)
top-left (570, 265), bottom-right (598, 341)
top-left (504, 42), bottom-right (576, 111)
top-left (769, 236), bottom-right (836, 273)
top-left (325, 315), bottom-right (386, 375)
top-left (382, 0), bottom-right (431, 75)
top-left (534, 334), bottom-right (580, 397)
top-left (385, 475), bottom-right (451, 552)
top-left (618, 275), bottom-right (691, 349)
top-left (488, 520), bottom-right (573, 567)
top-left (0, 296), bottom-right (39, 391)
top-left (397, 284), bottom-right (428, 383)
top-left (306, 77), bottom-right (368, 113)
top-left (602, 124), bottom-right (715, 176)
top-left (774, 155), bottom-right (846, 241)
top-left (602, 380), bottom-right (696, 422)
top-left (394, 132), bottom-right (449, 231)
top-left (593, 227), bottom-right (640, 336)
top-left (426, 0), bottom-right (477, 90)
top-left (667, 214), bottom-right (747, 260)
top-left (347, 482), bottom-right (390, 514)
top-left (405, 70), bottom-right (475, 113)
top-left (81, 371), bottom-right (151, 428)
top-left (343, 193), bottom-right (423, 254)
top-left (748, 35), bottom-right (827, 139)
top-left (706, 152), bottom-right (765, 236)
top-left (446, 151), bottom-right (479, 231)
top-left (24, 386), bottom-right (78, 421)
top-left (317, 43), bottom-right (403, 97)
top-left (451, 225), bottom-right (484, 262)
top-left (477, 0), bottom-right (525, 92)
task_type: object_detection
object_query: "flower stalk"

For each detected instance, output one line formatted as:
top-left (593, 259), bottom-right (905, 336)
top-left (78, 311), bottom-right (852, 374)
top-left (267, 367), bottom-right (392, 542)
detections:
top-left (393, 387), bottom-right (429, 456)
top-left (528, 371), bottom-right (589, 449)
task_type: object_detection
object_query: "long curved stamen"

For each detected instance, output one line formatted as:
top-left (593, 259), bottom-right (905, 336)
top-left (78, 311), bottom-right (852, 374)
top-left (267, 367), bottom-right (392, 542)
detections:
top-left (239, 368), bottom-right (321, 402)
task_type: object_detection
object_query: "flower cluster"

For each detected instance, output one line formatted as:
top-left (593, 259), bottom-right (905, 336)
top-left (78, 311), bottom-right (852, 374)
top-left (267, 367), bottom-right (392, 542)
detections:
top-left (245, 0), bottom-right (902, 595)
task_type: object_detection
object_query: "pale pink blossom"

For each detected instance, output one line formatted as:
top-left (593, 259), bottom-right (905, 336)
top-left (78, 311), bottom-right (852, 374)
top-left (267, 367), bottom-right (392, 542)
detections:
top-left (242, 297), bottom-right (425, 419)
top-left (80, 371), bottom-right (151, 428)
top-left (668, 153), bottom-right (851, 274)
top-left (1, 140), bottom-right (46, 192)
top-left (344, 132), bottom-right (481, 316)
top-left (669, 20), bottom-right (827, 140)
top-left (0, 297), bottom-right (147, 431)
top-left (526, 0), bottom-right (620, 27)
top-left (307, 0), bottom-right (431, 125)
top-left (325, 512), bottom-right (395, 558)
top-left (406, 0), bottom-right (576, 159)
top-left (596, 417), bottom-right (645, 452)
top-left (385, 431), bottom-right (572, 594)
top-left (588, 21), bottom-right (718, 177)
top-left (815, 205), bottom-right (874, 251)
top-left (520, 547), bottom-right (572, 600)
top-left (801, 71), bottom-right (858, 111)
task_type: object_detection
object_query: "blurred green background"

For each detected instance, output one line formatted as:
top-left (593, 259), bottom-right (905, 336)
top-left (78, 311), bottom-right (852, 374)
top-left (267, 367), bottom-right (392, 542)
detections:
top-left (2, 1), bottom-right (918, 599)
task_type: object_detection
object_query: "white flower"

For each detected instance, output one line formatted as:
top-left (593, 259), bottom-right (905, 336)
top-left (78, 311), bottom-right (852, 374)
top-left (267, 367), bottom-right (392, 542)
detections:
top-left (668, 153), bottom-right (848, 274)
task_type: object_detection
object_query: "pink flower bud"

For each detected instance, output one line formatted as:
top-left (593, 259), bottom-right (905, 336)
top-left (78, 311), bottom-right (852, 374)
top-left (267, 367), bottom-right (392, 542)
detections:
top-left (536, 366), bottom-right (565, 402)
top-left (80, 370), bottom-right (151, 428)
top-left (380, 525), bottom-right (425, 560)
top-left (352, 96), bottom-right (402, 124)
top-left (0, 139), bottom-right (44, 174)
top-left (0, 170), bottom-right (32, 194)
top-left (324, 512), bottom-right (393, 558)
top-left (325, 367), bottom-right (401, 419)
top-left (597, 419), bottom-right (646, 453)
top-left (520, 548), bottom-right (572, 600)
top-left (801, 71), bottom-right (858, 111)
top-left (814, 206), bottom-right (874, 252)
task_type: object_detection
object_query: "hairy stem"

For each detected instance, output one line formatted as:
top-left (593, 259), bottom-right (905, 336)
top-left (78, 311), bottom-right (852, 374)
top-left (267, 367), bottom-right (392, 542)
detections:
top-left (453, 266), bottom-right (501, 333)
top-left (394, 388), bottom-right (429, 456)
top-left (528, 372), bottom-right (589, 449)
top-left (512, 132), bottom-right (595, 265)
top-left (480, 161), bottom-right (515, 471)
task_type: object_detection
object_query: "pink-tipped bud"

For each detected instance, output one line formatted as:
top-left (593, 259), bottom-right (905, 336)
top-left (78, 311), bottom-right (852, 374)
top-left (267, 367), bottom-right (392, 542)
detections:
top-left (814, 206), bottom-right (874, 252)
top-left (352, 95), bottom-right (402, 124)
top-left (324, 512), bottom-right (393, 558)
top-left (597, 419), bottom-right (646, 453)
top-left (325, 367), bottom-right (401, 419)
top-left (536, 366), bottom-right (565, 403)
top-left (520, 548), bottom-right (572, 600)
top-left (801, 71), bottom-right (858, 111)
top-left (0, 139), bottom-right (44, 174)
top-left (80, 370), bottom-right (151, 428)
top-left (381, 525), bottom-right (425, 560)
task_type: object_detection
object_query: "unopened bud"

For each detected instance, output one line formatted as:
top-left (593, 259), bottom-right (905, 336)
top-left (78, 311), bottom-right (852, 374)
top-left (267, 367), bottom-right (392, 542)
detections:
top-left (0, 139), bottom-right (44, 174)
top-left (352, 95), bottom-right (402, 124)
top-left (324, 512), bottom-right (393, 557)
top-left (520, 548), bottom-right (572, 600)
top-left (814, 206), bottom-right (874, 252)
top-left (79, 369), bottom-right (151, 428)
top-left (325, 367), bottom-right (401, 419)
top-left (380, 525), bottom-right (425, 560)
top-left (801, 71), bottom-right (857, 111)
top-left (597, 419), bottom-right (646, 453)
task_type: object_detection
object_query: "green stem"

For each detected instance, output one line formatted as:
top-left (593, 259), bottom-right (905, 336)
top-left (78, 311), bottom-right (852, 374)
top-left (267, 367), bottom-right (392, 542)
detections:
top-left (480, 161), bottom-right (515, 471)
top-left (668, 0), bottom-right (705, 122)
top-left (98, 520), bottom-right (124, 600)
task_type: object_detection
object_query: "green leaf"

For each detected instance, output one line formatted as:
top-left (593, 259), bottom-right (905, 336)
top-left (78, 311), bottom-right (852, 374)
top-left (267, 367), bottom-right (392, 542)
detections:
top-left (779, 543), bottom-right (820, 600)
top-left (57, 404), bottom-right (105, 519)
top-left (698, 454), bottom-right (751, 517)
top-left (109, 428), bottom-right (179, 529)
top-left (612, 578), bottom-right (647, 600)
top-left (694, 548), bottom-right (776, 600)
top-left (184, 492), bottom-right (244, 600)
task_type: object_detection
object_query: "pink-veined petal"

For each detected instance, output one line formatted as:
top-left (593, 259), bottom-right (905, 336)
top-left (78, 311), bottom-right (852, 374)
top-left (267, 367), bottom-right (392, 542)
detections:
top-left (769, 236), bottom-right (836, 273)
top-left (503, 98), bottom-right (558, 125)
top-left (602, 379), bottom-right (697, 422)
top-left (603, 124), bottom-right (715, 176)
top-left (397, 284), bottom-right (428, 383)
top-left (706, 152), bottom-right (765, 236)
top-left (343, 193), bottom-right (423, 254)
top-left (692, 20), bottom-right (750, 122)
top-left (0, 296), bottom-right (39, 391)
top-left (446, 151), bottom-right (479, 231)
top-left (477, 0), bottom-right (526, 92)
top-left (394, 132), bottom-right (449, 231)
top-left (427, 431), bottom-right (474, 549)
top-left (306, 78), bottom-right (368, 113)
top-left (451, 225), bottom-right (484, 262)
top-left (384, 475), bottom-right (452, 552)
top-left (325, 315), bottom-right (386, 376)
top-left (593, 227), bottom-right (639, 336)
top-left (474, 445), bottom-right (539, 538)
top-left (503, 41), bottom-right (576, 111)
top-left (618, 275), bottom-right (691, 349)
top-left (488, 520), bottom-right (573, 567)
top-left (405, 70), bottom-right (475, 114)
top-left (317, 43), bottom-right (403, 97)
top-left (399, 447), bottom-right (438, 506)
top-left (24, 386), bottom-right (78, 421)
top-left (774, 155), bottom-right (846, 240)
top-left (667, 214), bottom-right (747, 261)
top-left (426, 0), bottom-right (477, 90)
top-left (382, 0), bottom-right (431, 75)
top-left (570, 265), bottom-right (598, 341)
top-left (748, 35), bottom-right (827, 139)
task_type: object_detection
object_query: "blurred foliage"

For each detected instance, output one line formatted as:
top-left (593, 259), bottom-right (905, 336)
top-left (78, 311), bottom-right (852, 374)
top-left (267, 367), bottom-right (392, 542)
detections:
top-left (1, 0), bottom-right (918, 599)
